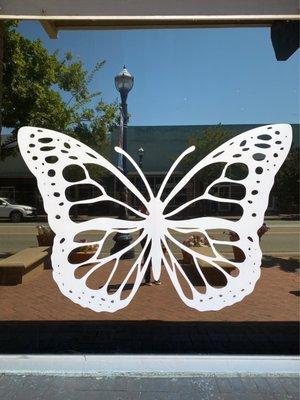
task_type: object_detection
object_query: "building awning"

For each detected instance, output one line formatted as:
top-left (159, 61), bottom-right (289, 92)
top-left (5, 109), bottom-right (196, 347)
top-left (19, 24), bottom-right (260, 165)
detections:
top-left (0, 0), bottom-right (299, 60)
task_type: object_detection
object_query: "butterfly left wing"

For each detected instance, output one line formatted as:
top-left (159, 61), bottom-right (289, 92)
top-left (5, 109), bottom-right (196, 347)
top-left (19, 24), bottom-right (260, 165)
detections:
top-left (18, 126), bottom-right (152, 312)
top-left (161, 124), bottom-right (292, 311)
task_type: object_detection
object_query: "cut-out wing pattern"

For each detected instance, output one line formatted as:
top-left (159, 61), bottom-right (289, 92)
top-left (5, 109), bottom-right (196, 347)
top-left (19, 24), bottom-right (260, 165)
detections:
top-left (18, 124), bottom-right (292, 312)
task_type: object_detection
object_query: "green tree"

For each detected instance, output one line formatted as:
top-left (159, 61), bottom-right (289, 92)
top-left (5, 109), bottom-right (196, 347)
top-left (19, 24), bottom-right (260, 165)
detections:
top-left (184, 125), bottom-right (299, 213)
top-left (273, 147), bottom-right (299, 213)
top-left (1, 21), bottom-right (118, 160)
top-left (182, 125), bottom-right (237, 189)
top-left (184, 124), bottom-right (235, 167)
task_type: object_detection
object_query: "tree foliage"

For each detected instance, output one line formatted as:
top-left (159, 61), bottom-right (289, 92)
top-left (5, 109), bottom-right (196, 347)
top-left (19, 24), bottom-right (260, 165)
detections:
top-left (184, 124), bottom-right (299, 213)
top-left (184, 124), bottom-right (235, 164)
top-left (1, 21), bottom-right (118, 160)
top-left (182, 125), bottom-right (236, 187)
top-left (273, 146), bottom-right (299, 213)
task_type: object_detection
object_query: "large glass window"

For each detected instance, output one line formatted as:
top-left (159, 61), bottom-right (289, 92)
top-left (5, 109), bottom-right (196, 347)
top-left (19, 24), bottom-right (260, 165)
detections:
top-left (0, 21), bottom-right (299, 355)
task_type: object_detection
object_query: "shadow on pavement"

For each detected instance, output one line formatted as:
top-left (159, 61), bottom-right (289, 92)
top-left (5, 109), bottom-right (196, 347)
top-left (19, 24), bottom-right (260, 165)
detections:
top-left (261, 255), bottom-right (299, 273)
top-left (0, 252), bottom-right (13, 260)
top-left (289, 290), bottom-right (300, 297)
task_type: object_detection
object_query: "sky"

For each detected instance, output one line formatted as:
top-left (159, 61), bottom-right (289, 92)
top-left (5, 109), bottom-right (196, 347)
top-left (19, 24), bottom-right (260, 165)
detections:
top-left (17, 21), bottom-right (300, 127)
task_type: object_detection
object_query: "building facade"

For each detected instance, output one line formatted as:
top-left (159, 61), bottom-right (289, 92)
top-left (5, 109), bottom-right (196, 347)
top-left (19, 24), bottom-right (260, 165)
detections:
top-left (0, 123), bottom-right (299, 216)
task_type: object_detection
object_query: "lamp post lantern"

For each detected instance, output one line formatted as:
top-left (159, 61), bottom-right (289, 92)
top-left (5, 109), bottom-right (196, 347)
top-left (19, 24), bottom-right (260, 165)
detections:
top-left (110, 66), bottom-right (135, 259)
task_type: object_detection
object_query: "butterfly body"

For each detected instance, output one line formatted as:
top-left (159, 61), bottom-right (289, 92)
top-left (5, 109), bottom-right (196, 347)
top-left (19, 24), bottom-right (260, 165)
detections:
top-left (144, 197), bottom-right (168, 280)
top-left (18, 124), bottom-right (292, 313)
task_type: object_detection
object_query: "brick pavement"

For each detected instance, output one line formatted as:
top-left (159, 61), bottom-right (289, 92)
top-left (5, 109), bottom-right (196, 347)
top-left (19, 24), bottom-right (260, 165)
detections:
top-left (0, 374), bottom-right (299, 400)
top-left (0, 256), bottom-right (298, 354)
top-left (0, 261), bottom-right (298, 322)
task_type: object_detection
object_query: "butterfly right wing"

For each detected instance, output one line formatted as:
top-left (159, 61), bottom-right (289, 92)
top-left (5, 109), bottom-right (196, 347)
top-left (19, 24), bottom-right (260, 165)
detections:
top-left (18, 126), bottom-right (152, 312)
top-left (160, 124), bottom-right (292, 311)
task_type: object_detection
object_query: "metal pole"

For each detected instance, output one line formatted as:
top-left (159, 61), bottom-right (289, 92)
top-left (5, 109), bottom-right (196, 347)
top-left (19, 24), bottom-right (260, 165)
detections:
top-left (139, 153), bottom-right (143, 169)
top-left (120, 91), bottom-right (129, 219)
top-left (110, 90), bottom-right (134, 259)
top-left (121, 92), bottom-right (128, 175)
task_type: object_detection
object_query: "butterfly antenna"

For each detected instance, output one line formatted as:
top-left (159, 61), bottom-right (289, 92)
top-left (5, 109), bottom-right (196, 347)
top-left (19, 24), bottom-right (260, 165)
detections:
top-left (157, 146), bottom-right (195, 199)
top-left (114, 147), bottom-right (154, 200)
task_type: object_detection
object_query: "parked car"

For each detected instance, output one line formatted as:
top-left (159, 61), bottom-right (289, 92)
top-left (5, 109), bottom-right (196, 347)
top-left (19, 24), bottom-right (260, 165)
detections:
top-left (0, 197), bottom-right (37, 222)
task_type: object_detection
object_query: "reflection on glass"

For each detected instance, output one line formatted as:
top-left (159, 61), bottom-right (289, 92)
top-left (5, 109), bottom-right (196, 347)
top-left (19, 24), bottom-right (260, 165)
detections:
top-left (0, 21), bottom-right (298, 355)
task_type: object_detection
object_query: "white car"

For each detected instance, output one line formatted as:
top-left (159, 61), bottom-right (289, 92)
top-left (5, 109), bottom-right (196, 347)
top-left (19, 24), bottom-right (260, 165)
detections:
top-left (0, 197), bottom-right (37, 222)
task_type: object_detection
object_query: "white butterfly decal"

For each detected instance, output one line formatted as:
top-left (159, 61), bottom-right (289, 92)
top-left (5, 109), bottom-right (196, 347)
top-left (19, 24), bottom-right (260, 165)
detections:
top-left (18, 124), bottom-right (292, 313)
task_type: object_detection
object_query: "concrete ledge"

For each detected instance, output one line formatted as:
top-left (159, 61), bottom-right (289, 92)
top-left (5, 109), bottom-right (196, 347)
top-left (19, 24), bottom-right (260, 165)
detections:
top-left (0, 247), bottom-right (51, 285)
top-left (0, 355), bottom-right (298, 376)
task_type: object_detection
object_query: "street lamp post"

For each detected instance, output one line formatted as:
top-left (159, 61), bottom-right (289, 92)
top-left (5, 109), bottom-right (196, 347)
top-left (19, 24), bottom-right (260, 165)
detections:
top-left (138, 147), bottom-right (144, 169)
top-left (110, 66), bottom-right (135, 259)
top-left (115, 65), bottom-right (134, 177)
top-left (138, 147), bottom-right (144, 195)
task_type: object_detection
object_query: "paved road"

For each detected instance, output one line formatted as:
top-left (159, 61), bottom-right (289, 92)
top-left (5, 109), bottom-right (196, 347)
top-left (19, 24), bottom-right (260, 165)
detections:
top-left (0, 374), bottom-right (299, 400)
top-left (0, 220), bottom-right (298, 256)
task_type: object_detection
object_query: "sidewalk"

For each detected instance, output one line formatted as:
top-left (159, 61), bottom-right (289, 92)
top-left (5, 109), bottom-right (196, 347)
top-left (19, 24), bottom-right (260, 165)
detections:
top-left (0, 260), bottom-right (298, 355)
top-left (0, 374), bottom-right (299, 400)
